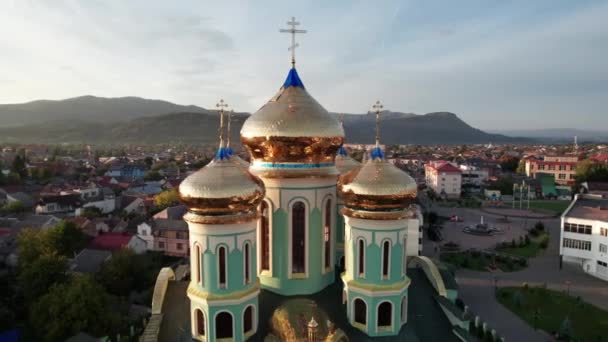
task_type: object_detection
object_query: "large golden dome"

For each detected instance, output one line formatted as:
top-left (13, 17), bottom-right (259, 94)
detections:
top-left (338, 147), bottom-right (417, 219)
top-left (335, 147), bottom-right (360, 174)
top-left (179, 147), bottom-right (265, 218)
top-left (241, 68), bottom-right (344, 166)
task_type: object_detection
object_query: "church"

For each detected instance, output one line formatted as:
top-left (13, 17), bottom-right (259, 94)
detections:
top-left (141, 18), bottom-right (470, 342)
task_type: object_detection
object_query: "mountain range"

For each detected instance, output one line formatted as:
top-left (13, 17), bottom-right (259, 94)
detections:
top-left (0, 96), bottom-right (529, 145)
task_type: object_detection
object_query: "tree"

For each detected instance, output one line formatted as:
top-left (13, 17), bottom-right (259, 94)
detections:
top-left (44, 221), bottom-right (86, 257)
top-left (154, 189), bottom-right (180, 209)
top-left (144, 170), bottom-right (163, 181)
top-left (144, 156), bottom-right (154, 168)
top-left (576, 160), bottom-right (608, 184)
top-left (0, 200), bottom-right (25, 215)
top-left (11, 154), bottom-right (27, 179)
top-left (98, 249), bottom-right (147, 296)
top-left (29, 275), bottom-right (120, 341)
top-left (18, 253), bottom-right (68, 303)
top-left (516, 160), bottom-right (526, 174)
top-left (534, 221), bottom-right (545, 232)
top-left (17, 228), bottom-right (52, 267)
top-left (499, 156), bottom-right (520, 173)
top-left (6, 172), bottom-right (21, 185)
top-left (80, 206), bottom-right (103, 219)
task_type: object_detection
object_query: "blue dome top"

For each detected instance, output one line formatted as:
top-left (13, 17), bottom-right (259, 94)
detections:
top-left (215, 146), bottom-right (230, 160)
top-left (371, 146), bottom-right (384, 160)
top-left (338, 146), bottom-right (347, 156)
top-left (282, 68), bottom-right (305, 88)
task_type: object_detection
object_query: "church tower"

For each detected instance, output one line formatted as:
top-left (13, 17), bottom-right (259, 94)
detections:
top-left (179, 100), bottom-right (265, 341)
top-left (240, 18), bottom-right (345, 295)
top-left (338, 101), bottom-right (417, 337)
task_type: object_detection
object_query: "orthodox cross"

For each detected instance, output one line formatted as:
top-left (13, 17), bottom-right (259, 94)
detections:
top-left (216, 99), bottom-right (229, 147)
top-left (280, 17), bottom-right (307, 67)
top-left (372, 100), bottom-right (384, 146)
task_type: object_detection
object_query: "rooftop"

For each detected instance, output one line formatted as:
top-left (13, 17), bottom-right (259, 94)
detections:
top-left (565, 196), bottom-right (608, 221)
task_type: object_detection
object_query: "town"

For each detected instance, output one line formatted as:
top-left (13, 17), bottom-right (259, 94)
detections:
top-left (1, 140), bottom-right (607, 341)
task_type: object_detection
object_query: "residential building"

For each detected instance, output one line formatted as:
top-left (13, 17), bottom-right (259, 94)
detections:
top-left (36, 194), bottom-right (81, 214)
top-left (69, 248), bottom-right (112, 274)
top-left (425, 161), bottom-right (462, 199)
top-left (525, 155), bottom-right (578, 185)
top-left (560, 194), bottom-right (608, 281)
top-left (137, 217), bottom-right (189, 257)
top-left (90, 232), bottom-right (147, 254)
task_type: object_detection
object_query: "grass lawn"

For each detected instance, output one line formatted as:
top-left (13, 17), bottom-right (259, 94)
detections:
top-left (499, 233), bottom-right (549, 258)
top-left (505, 200), bottom-right (571, 215)
top-left (497, 286), bottom-right (608, 341)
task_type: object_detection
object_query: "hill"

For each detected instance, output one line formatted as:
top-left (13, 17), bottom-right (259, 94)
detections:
top-left (0, 96), bottom-right (528, 145)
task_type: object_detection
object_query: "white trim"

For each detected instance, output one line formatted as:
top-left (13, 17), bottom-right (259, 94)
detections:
top-left (322, 195), bottom-right (334, 274)
top-left (257, 200), bottom-right (273, 276)
top-left (375, 231), bottom-right (399, 247)
top-left (258, 176), bottom-right (337, 188)
top-left (346, 216), bottom-right (408, 231)
top-left (192, 307), bottom-right (207, 339)
top-left (216, 245), bottom-right (228, 290)
top-left (375, 300), bottom-right (394, 333)
top-left (209, 236), bottom-right (236, 254)
top-left (241, 304), bottom-right (257, 339)
top-left (381, 239), bottom-right (391, 280)
top-left (194, 242), bottom-right (203, 286)
top-left (213, 310), bottom-right (235, 340)
top-left (357, 238), bottom-right (366, 279)
top-left (346, 282), bottom-right (409, 297)
top-left (400, 296), bottom-right (408, 325)
top-left (288, 199), bottom-right (309, 278)
top-left (351, 297), bottom-right (368, 327)
top-left (243, 241), bottom-right (252, 286)
top-left (236, 232), bottom-right (255, 252)
top-left (202, 289), bottom-right (260, 306)
top-left (402, 237), bottom-right (407, 277)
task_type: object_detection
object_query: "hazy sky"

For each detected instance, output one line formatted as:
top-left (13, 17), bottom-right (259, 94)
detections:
top-left (1, 0), bottom-right (607, 130)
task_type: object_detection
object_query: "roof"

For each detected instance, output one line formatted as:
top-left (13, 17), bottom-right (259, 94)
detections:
top-left (70, 248), bottom-right (112, 273)
top-left (152, 219), bottom-right (188, 231)
top-left (90, 232), bottom-right (134, 251)
top-left (566, 196), bottom-right (608, 221)
top-left (282, 67), bottom-right (305, 88)
top-left (38, 194), bottom-right (81, 206)
top-left (153, 205), bottom-right (187, 220)
top-left (7, 192), bottom-right (35, 207)
top-left (428, 161), bottom-right (462, 173)
top-left (586, 182), bottom-right (608, 192)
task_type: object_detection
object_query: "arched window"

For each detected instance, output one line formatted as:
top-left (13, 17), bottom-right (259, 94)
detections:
top-left (292, 201), bottom-right (306, 274)
top-left (244, 242), bottom-right (251, 285)
top-left (324, 199), bottom-right (332, 269)
top-left (218, 246), bottom-right (227, 289)
top-left (195, 244), bottom-right (202, 284)
top-left (195, 309), bottom-right (205, 336)
top-left (382, 240), bottom-right (390, 279)
top-left (401, 297), bottom-right (407, 324)
top-left (378, 302), bottom-right (392, 328)
top-left (243, 305), bottom-right (254, 334)
top-left (215, 312), bottom-right (233, 339)
top-left (358, 239), bottom-right (365, 277)
top-left (261, 201), bottom-right (270, 271)
top-left (354, 298), bottom-right (367, 325)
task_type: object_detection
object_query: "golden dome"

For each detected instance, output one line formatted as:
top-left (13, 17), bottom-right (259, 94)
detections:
top-left (241, 68), bottom-right (344, 165)
top-left (335, 147), bottom-right (360, 174)
top-left (179, 148), bottom-right (265, 216)
top-left (338, 147), bottom-right (417, 218)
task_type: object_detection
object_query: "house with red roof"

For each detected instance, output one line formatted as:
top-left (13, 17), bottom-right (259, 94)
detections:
top-left (425, 160), bottom-right (462, 199)
top-left (89, 232), bottom-right (146, 254)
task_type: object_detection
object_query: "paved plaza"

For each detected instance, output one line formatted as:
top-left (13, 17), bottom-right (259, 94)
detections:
top-left (423, 204), bottom-right (608, 341)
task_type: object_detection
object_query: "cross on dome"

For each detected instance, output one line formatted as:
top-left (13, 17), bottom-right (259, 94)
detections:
top-left (215, 99), bottom-right (230, 159)
top-left (279, 16), bottom-right (307, 67)
top-left (371, 100), bottom-right (385, 159)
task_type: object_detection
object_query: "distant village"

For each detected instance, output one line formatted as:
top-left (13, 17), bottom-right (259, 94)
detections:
top-left (1, 141), bottom-right (607, 340)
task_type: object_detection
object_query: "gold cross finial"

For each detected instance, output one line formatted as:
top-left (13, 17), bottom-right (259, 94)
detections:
top-left (372, 100), bottom-right (384, 147)
top-left (216, 99), bottom-right (230, 147)
top-left (279, 17), bottom-right (307, 67)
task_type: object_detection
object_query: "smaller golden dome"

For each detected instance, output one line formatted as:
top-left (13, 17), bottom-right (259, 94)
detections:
top-left (338, 147), bottom-right (417, 216)
top-left (179, 148), bottom-right (265, 216)
top-left (335, 147), bottom-right (360, 174)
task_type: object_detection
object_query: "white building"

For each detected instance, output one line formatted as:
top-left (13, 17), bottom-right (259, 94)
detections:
top-left (560, 194), bottom-right (608, 281)
top-left (459, 164), bottom-right (489, 193)
top-left (424, 161), bottom-right (462, 199)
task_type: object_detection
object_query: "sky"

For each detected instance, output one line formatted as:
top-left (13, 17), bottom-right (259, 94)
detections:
top-left (0, 0), bottom-right (607, 130)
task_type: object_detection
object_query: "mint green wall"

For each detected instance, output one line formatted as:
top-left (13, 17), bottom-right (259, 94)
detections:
top-left (348, 229), bottom-right (408, 285)
top-left (194, 296), bottom-right (258, 342)
top-left (194, 230), bottom-right (257, 295)
top-left (346, 289), bottom-right (408, 337)
top-left (259, 186), bottom-right (336, 296)
top-left (335, 203), bottom-right (345, 264)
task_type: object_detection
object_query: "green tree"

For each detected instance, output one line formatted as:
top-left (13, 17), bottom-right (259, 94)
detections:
top-left (45, 221), bottom-right (86, 257)
top-left (18, 253), bottom-right (68, 303)
top-left (154, 189), bottom-right (180, 209)
top-left (80, 206), bottom-right (103, 219)
top-left (30, 275), bottom-right (120, 341)
top-left (98, 249), bottom-right (146, 296)
top-left (0, 200), bottom-right (24, 215)
top-left (144, 156), bottom-right (154, 168)
top-left (17, 228), bottom-right (52, 267)
top-left (6, 172), bottom-right (21, 185)
top-left (516, 160), bottom-right (526, 174)
top-left (11, 154), bottom-right (27, 179)
top-left (0, 171), bottom-right (5, 185)
top-left (144, 170), bottom-right (163, 181)
top-left (499, 155), bottom-right (520, 173)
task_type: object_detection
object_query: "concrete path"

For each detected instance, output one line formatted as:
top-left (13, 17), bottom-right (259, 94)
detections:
top-left (423, 204), bottom-right (608, 341)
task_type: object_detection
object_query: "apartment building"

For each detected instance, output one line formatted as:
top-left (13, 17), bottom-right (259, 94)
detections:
top-left (525, 155), bottom-right (578, 185)
top-left (560, 194), bottom-right (608, 281)
top-left (425, 160), bottom-right (462, 199)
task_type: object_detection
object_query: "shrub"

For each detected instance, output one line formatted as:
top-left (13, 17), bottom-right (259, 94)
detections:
top-left (529, 228), bottom-right (539, 237)
top-left (525, 234), bottom-right (531, 246)
top-left (539, 235), bottom-right (549, 249)
top-left (535, 221), bottom-right (545, 231)
top-left (511, 239), bottom-right (516, 248)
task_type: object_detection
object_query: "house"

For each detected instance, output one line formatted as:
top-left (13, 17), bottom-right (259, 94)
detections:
top-left (35, 194), bottom-right (81, 214)
top-left (425, 161), bottom-right (462, 199)
top-left (76, 197), bottom-right (116, 215)
top-left (137, 218), bottom-right (189, 257)
top-left (105, 163), bottom-right (147, 180)
top-left (560, 194), bottom-right (608, 281)
top-left (90, 232), bottom-right (147, 254)
top-left (69, 248), bottom-right (112, 274)
top-left (118, 195), bottom-right (146, 215)
top-left (582, 182), bottom-right (608, 197)
top-left (153, 205), bottom-right (187, 220)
